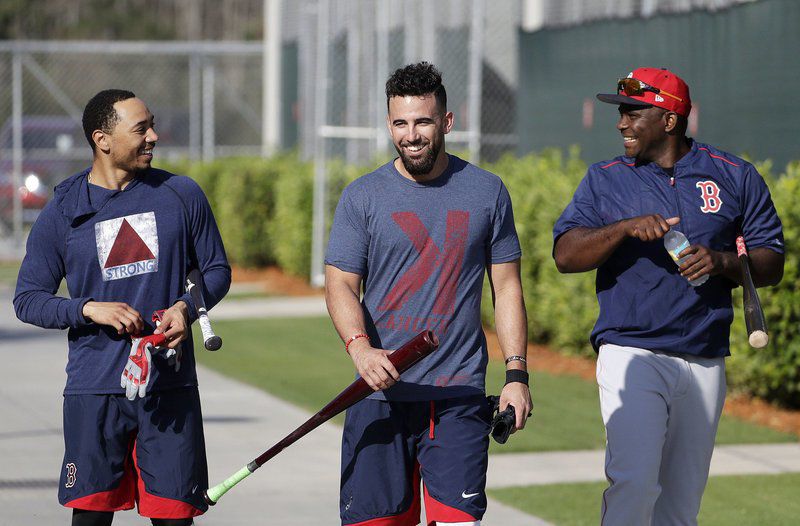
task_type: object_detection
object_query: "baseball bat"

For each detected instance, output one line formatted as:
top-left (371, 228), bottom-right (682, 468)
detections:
top-left (203, 329), bottom-right (439, 506)
top-left (186, 268), bottom-right (222, 351)
top-left (736, 236), bottom-right (768, 348)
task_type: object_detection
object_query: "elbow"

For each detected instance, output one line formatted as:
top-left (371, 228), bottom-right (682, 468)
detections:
top-left (755, 257), bottom-right (785, 288)
top-left (553, 236), bottom-right (579, 273)
top-left (554, 250), bottom-right (579, 274)
top-left (12, 294), bottom-right (32, 325)
top-left (12, 296), bottom-right (23, 323)
top-left (759, 268), bottom-right (784, 288)
top-left (554, 253), bottom-right (570, 273)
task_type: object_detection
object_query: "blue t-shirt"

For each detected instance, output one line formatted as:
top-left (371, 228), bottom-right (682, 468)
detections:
top-left (553, 140), bottom-right (784, 358)
top-left (325, 155), bottom-right (521, 401)
top-left (14, 168), bottom-right (231, 394)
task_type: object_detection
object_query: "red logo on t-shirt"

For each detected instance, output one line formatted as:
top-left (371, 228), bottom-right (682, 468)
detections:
top-left (104, 219), bottom-right (156, 268)
top-left (379, 211), bottom-right (469, 316)
top-left (95, 212), bottom-right (159, 281)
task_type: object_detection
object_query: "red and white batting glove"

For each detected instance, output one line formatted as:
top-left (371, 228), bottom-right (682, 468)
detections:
top-left (152, 309), bottom-right (182, 372)
top-left (120, 334), bottom-right (165, 400)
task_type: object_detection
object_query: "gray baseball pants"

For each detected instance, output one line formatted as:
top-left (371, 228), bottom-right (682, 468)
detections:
top-left (597, 344), bottom-right (726, 526)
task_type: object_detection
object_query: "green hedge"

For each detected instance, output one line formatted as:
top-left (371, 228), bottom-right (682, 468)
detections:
top-left (161, 153), bottom-right (800, 408)
top-left (481, 148), bottom-right (597, 353)
top-left (484, 154), bottom-right (800, 408)
top-left (156, 154), bottom-right (358, 278)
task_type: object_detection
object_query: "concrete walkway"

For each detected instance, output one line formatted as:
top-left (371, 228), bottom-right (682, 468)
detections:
top-left (0, 296), bottom-right (546, 525)
top-left (3, 293), bottom-right (800, 525)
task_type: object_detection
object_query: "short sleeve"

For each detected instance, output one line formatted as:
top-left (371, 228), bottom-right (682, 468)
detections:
top-left (325, 183), bottom-right (370, 275)
top-left (739, 164), bottom-right (784, 253)
top-left (553, 170), bottom-right (604, 242)
top-left (489, 182), bottom-right (522, 264)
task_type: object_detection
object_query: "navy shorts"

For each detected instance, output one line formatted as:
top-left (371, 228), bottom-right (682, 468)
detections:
top-left (59, 387), bottom-right (208, 519)
top-left (340, 395), bottom-right (492, 525)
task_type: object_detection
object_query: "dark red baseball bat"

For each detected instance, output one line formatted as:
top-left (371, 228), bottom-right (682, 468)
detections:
top-left (204, 329), bottom-right (439, 505)
top-left (736, 236), bottom-right (768, 348)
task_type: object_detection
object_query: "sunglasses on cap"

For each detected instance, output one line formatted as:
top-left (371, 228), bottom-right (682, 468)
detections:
top-left (617, 78), bottom-right (684, 103)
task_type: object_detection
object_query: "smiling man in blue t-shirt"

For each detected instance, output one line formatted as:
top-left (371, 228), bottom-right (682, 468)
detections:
top-left (553, 68), bottom-right (784, 525)
top-left (325, 62), bottom-right (532, 525)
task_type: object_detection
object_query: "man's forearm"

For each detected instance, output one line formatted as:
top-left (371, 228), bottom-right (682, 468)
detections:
top-left (698, 247), bottom-right (783, 287)
top-left (324, 268), bottom-right (369, 347)
top-left (493, 285), bottom-right (528, 369)
top-left (554, 222), bottom-right (629, 273)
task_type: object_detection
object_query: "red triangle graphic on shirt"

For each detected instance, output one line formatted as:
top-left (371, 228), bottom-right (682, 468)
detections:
top-left (104, 219), bottom-right (156, 268)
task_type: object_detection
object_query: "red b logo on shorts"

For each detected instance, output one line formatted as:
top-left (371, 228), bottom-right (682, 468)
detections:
top-left (696, 181), bottom-right (722, 213)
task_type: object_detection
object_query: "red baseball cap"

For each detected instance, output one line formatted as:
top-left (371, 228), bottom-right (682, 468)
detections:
top-left (596, 67), bottom-right (692, 117)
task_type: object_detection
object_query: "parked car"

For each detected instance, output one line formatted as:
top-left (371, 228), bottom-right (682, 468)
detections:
top-left (0, 172), bottom-right (49, 223)
top-left (0, 116), bottom-right (87, 225)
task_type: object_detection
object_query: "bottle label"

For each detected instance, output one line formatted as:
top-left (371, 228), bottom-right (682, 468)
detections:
top-left (667, 240), bottom-right (690, 262)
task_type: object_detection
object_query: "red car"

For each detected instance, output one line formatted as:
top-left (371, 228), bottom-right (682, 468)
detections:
top-left (0, 116), bottom-right (87, 226)
top-left (0, 172), bottom-right (50, 224)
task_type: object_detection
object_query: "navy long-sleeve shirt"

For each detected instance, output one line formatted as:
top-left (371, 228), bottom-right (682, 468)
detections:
top-left (14, 168), bottom-right (230, 394)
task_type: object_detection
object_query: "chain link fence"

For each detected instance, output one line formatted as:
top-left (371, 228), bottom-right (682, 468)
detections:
top-left (0, 40), bottom-right (262, 251)
top-left (0, 0), bottom-right (523, 272)
top-left (294, 0), bottom-right (521, 284)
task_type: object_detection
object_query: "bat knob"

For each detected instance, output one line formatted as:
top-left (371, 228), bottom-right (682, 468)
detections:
top-left (203, 490), bottom-right (217, 506)
top-left (205, 336), bottom-right (223, 351)
top-left (749, 330), bottom-right (769, 349)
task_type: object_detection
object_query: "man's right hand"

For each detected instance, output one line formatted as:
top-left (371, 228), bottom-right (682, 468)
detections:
top-left (82, 301), bottom-right (144, 335)
top-left (623, 215), bottom-right (680, 241)
top-left (348, 339), bottom-right (400, 392)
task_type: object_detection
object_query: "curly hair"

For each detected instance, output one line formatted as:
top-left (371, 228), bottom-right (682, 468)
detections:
top-left (385, 62), bottom-right (447, 112)
top-left (82, 89), bottom-right (136, 151)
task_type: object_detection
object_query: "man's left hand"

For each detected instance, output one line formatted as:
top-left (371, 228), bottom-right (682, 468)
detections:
top-left (153, 301), bottom-right (190, 349)
top-left (677, 244), bottom-right (730, 282)
top-left (499, 381), bottom-right (533, 432)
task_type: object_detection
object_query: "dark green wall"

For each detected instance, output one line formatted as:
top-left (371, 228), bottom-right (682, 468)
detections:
top-left (518, 0), bottom-right (799, 169)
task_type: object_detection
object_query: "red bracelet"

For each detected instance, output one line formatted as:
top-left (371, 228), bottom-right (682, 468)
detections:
top-left (345, 333), bottom-right (370, 354)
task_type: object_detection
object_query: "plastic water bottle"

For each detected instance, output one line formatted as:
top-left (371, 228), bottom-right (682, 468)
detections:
top-left (663, 229), bottom-right (708, 287)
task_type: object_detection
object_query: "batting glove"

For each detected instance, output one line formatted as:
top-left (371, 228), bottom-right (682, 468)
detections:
top-left (120, 334), bottom-right (165, 400)
top-left (152, 309), bottom-right (182, 372)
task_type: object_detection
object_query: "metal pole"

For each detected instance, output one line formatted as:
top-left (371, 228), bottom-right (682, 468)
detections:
top-left (189, 54), bottom-right (202, 160)
top-left (345, 0), bottom-right (361, 164)
top-left (420, 1), bottom-right (436, 64)
top-left (310, 0), bottom-right (330, 287)
top-left (375, 0), bottom-right (390, 154)
top-left (263, 0), bottom-right (282, 156)
top-left (12, 51), bottom-right (23, 247)
top-left (202, 58), bottom-right (216, 162)
top-left (467, 0), bottom-right (485, 163)
top-left (299, 1), bottom-right (317, 160)
top-left (403, 0), bottom-right (418, 64)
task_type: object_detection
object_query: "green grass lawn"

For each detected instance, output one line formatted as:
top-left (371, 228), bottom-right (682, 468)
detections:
top-left (223, 290), bottom-right (276, 300)
top-left (488, 473), bottom-right (800, 525)
top-left (0, 260), bottom-right (21, 287)
top-left (195, 316), bottom-right (797, 451)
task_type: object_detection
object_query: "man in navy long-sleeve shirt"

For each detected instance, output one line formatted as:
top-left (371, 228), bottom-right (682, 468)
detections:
top-left (14, 90), bottom-right (230, 526)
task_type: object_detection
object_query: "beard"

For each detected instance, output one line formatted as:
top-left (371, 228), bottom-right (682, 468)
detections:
top-left (396, 138), bottom-right (441, 176)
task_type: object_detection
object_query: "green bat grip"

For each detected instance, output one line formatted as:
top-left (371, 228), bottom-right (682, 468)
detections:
top-left (204, 465), bottom-right (253, 505)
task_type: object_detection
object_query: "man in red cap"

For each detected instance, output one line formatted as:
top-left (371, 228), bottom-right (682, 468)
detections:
top-left (552, 68), bottom-right (784, 524)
